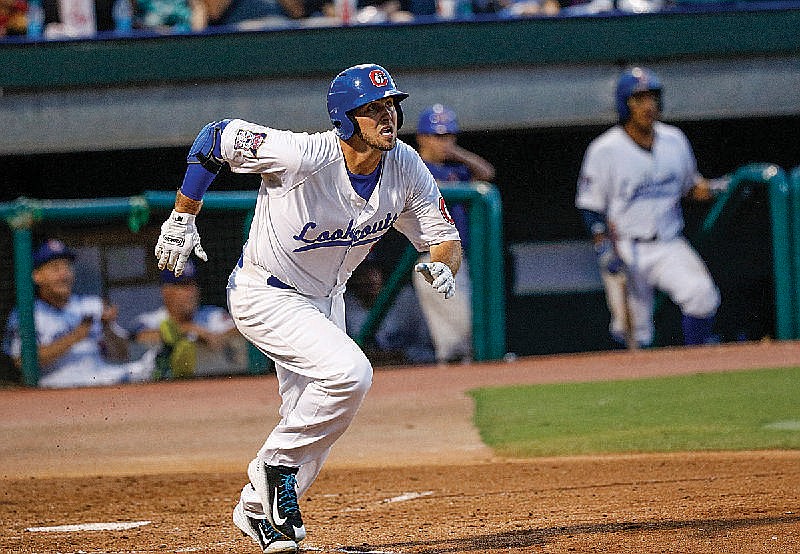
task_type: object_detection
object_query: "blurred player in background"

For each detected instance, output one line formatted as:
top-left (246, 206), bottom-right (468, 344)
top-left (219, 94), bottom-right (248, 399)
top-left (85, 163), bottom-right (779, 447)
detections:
top-left (154, 63), bottom-right (461, 553)
top-left (2, 239), bottom-right (156, 388)
top-left (413, 103), bottom-right (495, 363)
top-left (576, 67), bottom-right (721, 348)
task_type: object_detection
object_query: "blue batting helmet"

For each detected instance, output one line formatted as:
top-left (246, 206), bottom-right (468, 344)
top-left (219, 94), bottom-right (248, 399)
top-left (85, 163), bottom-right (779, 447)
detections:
top-left (615, 67), bottom-right (663, 122)
top-left (327, 64), bottom-right (409, 140)
top-left (417, 104), bottom-right (459, 135)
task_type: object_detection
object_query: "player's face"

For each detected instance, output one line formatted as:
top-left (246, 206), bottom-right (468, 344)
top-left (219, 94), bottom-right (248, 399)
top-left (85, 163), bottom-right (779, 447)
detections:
top-left (627, 91), bottom-right (660, 130)
top-left (33, 258), bottom-right (75, 307)
top-left (416, 133), bottom-right (457, 162)
top-left (352, 97), bottom-right (398, 151)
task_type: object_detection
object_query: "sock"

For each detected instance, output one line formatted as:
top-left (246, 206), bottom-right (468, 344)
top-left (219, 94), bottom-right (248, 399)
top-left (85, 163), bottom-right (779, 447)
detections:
top-left (682, 315), bottom-right (715, 346)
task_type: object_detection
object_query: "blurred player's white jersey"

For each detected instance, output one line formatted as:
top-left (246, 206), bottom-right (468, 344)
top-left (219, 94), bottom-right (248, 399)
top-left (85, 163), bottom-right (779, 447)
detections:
top-left (575, 121), bottom-right (698, 241)
top-left (220, 119), bottom-right (459, 297)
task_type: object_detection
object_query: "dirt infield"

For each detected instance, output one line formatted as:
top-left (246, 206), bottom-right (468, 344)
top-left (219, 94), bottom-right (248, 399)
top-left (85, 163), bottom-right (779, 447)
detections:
top-left (2, 341), bottom-right (800, 553)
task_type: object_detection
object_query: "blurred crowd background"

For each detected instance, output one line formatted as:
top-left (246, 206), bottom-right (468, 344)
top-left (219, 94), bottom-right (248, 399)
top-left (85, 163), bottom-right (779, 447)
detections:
top-left (0, 0), bottom-right (791, 39)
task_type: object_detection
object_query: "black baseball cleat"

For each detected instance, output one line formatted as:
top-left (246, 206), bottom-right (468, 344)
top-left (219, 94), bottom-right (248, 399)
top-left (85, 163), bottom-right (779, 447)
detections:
top-left (247, 459), bottom-right (306, 542)
top-left (233, 501), bottom-right (298, 553)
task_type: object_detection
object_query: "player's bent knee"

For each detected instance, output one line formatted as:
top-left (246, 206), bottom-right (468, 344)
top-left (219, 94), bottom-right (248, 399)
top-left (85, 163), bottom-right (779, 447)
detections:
top-left (682, 282), bottom-right (721, 318)
top-left (327, 349), bottom-right (373, 397)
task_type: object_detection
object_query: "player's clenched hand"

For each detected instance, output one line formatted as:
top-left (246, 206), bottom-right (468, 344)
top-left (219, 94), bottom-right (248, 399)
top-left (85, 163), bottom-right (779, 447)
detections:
top-left (155, 210), bottom-right (208, 276)
top-left (415, 262), bottom-right (456, 299)
top-left (594, 238), bottom-right (624, 275)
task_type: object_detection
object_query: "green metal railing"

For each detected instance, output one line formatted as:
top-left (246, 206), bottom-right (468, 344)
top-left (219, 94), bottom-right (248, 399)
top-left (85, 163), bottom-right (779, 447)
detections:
top-left (790, 165), bottom-right (800, 340)
top-left (1, 184), bottom-right (505, 385)
top-left (355, 182), bottom-right (505, 362)
top-left (692, 163), bottom-right (793, 340)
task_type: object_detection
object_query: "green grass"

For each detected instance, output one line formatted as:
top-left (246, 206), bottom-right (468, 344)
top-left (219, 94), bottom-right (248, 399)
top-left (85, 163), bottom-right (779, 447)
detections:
top-left (468, 367), bottom-right (800, 457)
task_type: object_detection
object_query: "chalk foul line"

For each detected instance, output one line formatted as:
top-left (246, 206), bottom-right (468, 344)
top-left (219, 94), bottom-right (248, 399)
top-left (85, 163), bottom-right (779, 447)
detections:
top-left (26, 520), bottom-right (152, 532)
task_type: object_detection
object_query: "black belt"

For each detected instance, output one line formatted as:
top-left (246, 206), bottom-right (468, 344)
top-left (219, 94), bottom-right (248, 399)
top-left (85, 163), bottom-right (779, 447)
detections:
top-left (632, 235), bottom-right (659, 243)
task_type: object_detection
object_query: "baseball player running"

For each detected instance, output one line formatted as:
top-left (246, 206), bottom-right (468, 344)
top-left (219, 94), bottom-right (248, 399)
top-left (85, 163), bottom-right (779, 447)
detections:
top-left (575, 66), bottom-right (720, 348)
top-left (154, 64), bottom-right (461, 553)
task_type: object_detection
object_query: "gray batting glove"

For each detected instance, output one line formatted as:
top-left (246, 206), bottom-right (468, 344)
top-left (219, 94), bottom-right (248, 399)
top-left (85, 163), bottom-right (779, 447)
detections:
top-left (415, 262), bottom-right (456, 299)
top-left (155, 210), bottom-right (208, 276)
top-left (594, 238), bottom-right (625, 275)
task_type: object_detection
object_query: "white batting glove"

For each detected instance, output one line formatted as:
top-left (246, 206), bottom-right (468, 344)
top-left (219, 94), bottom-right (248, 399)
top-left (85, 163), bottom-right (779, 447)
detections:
top-left (155, 210), bottom-right (208, 276)
top-left (707, 175), bottom-right (731, 194)
top-left (415, 262), bottom-right (456, 299)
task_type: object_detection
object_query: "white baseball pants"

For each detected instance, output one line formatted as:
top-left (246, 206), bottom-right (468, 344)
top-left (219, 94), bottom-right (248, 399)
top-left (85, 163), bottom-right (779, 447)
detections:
top-left (227, 259), bottom-right (373, 499)
top-left (603, 236), bottom-right (720, 346)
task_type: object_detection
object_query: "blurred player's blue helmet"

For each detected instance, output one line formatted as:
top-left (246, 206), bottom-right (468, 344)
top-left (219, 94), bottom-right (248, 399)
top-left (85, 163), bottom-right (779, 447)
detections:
top-left (327, 64), bottom-right (409, 140)
top-left (417, 104), bottom-right (459, 135)
top-left (615, 67), bottom-right (663, 122)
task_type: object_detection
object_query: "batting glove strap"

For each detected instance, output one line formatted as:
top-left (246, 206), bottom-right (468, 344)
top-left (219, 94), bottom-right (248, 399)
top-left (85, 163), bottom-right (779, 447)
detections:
top-left (415, 262), bottom-right (456, 299)
top-left (155, 210), bottom-right (208, 276)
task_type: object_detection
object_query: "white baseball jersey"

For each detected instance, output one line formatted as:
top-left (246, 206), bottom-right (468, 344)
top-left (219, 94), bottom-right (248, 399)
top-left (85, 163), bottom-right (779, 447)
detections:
top-left (220, 119), bottom-right (460, 297)
top-left (575, 121), bottom-right (699, 241)
top-left (3, 295), bottom-right (154, 388)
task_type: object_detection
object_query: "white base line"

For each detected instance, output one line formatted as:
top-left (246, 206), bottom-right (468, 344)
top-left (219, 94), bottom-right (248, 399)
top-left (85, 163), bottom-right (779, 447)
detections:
top-left (26, 521), bottom-right (152, 532)
top-left (383, 490), bottom-right (434, 503)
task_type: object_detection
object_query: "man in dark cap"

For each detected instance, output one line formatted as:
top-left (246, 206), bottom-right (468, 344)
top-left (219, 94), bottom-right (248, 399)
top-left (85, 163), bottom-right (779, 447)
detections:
top-left (2, 239), bottom-right (156, 388)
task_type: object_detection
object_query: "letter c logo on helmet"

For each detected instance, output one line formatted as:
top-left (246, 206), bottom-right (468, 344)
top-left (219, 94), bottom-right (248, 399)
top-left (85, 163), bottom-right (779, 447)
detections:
top-left (327, 64), bottom-right (409, 140)
top-left (369, 69), bottom-right (389, 87)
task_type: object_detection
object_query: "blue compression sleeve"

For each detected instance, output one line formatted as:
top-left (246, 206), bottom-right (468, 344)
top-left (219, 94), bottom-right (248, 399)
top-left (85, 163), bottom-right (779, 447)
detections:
top-left (579, 208), bottom-right (607, 236)
top-left (180, 120), bottom-right (231, 201)
top-left (180, 165), bottom-right (217, 201)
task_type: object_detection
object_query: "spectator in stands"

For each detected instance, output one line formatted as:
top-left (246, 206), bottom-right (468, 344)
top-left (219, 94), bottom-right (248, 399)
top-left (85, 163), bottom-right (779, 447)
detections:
top-left (345, 259), bottom-right (435, 366)
top-left (40, 0), bottom-right (97, 38)
top-left (473, 0), bottom-right (559, 16)
top-left (2, 239), bottom-right (157, 388)
top-left (0, 0), bottom-right (27, 36)
top-left (347, 0), bottom-right (415, 23)
top-left (559, 0), bottom-right (663, 15)
top-left (137, 0), bottom-right (200, 32)
top-left (37, 0), bottom-right (116, 38)
top-left (131, 258), bottom-right (247, 379)
top-left (197, 0), bottom-right (323, 28)
top-left (412, 103), bottom-right (494, 363)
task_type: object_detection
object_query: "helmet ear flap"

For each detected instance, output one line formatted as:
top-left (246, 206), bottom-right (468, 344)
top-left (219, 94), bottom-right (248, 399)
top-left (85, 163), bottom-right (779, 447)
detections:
top-left (333, 115), bottom-right (352, 140)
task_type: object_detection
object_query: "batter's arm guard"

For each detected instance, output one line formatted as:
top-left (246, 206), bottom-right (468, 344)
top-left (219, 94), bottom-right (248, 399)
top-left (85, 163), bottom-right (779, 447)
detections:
top-left (181, 120), bottom-right (232, 201)
top-left (579, 209), bottom-right (624, 274)
top-left (579, 208), bottom-right (607, 237)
